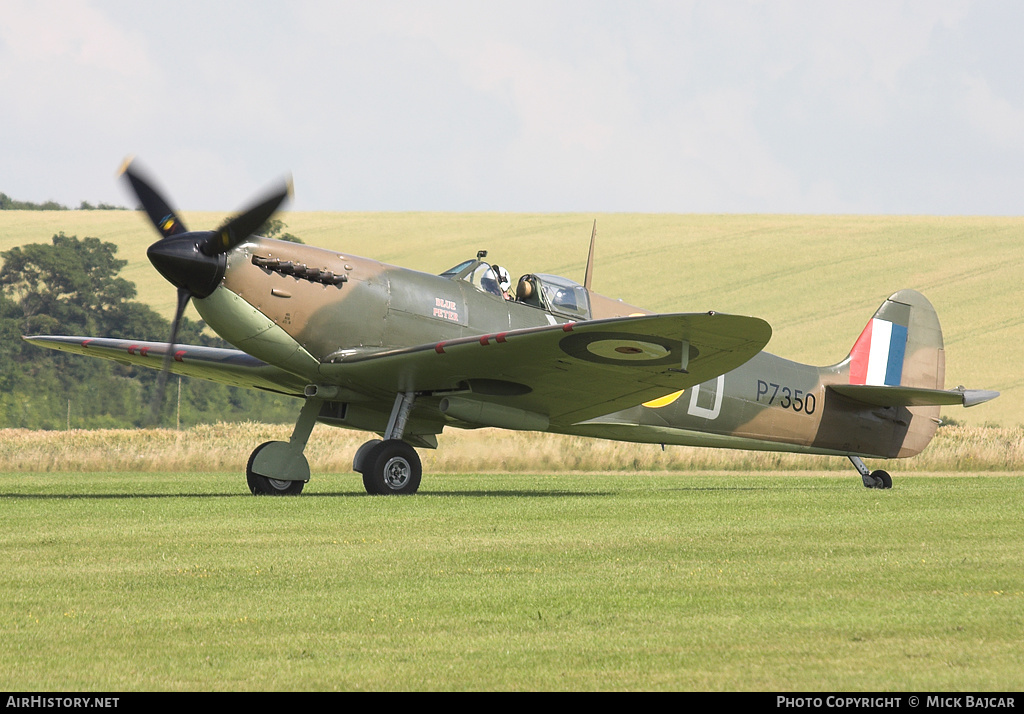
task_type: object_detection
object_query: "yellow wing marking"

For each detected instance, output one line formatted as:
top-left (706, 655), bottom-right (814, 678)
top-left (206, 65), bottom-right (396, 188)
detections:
top-left (643, 390), bottom-right (685, 408)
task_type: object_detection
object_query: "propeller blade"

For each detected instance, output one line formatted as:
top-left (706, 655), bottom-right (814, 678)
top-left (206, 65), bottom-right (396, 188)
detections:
top-left (204, 176), bottom-right (293, 256)
top-left (147, 287), bottom-right (191, 427)
top-left (120, 160), bottom-right (294, 426)
top-left (118, 157), bottom-right (189, 239)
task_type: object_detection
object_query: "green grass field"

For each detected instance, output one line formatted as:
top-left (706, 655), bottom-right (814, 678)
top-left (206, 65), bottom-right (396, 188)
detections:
top-left (2, 469), bottom-right (1022, 691)
top-left (2, 210), bottom-right (1021, 427)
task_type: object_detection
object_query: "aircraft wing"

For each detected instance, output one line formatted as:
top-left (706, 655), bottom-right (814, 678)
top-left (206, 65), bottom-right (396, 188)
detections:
top-left (22, 335), bottom-right (308, 396)
top-left (24, 312), bottom-right (772, 428)
top-left (320, 312), bottom-right (772, 426)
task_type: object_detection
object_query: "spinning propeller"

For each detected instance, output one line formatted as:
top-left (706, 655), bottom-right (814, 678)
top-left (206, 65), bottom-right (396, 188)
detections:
top-left (118, 158), bottom-right (292, 425)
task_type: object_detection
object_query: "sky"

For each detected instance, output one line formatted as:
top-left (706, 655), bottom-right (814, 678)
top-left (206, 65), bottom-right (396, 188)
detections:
top-left (2, 0), bottom-right (1023, 215)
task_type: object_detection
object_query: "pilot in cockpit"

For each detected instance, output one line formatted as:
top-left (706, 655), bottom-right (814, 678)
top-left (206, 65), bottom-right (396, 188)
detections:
top-left (479, 267), bottom-right (500, 297)
top-left (493, 265), bottom-right (512, 300)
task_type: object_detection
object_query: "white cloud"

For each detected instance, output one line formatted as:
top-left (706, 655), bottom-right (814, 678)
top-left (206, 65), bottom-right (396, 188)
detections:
top-left (957, 73), bottom-right (1024, 152)
top-left (0, 0), bottom-right (152, 75)
top-left (1, 1), bottom-right (1022, 214)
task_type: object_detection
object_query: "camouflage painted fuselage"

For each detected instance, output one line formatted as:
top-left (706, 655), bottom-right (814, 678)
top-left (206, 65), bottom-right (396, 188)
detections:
top-left (191, 237), bottom-right (944, 461)
top-left (567, 350), bottom-right (940, 459)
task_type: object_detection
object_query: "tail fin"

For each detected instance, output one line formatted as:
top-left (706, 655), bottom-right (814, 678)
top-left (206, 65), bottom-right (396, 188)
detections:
top-left (846, 289), bottom-right (943, 390)
top-left (832, 290), bottom-right (997, 409)
top-left (826, 290), bottom-right (997, 458)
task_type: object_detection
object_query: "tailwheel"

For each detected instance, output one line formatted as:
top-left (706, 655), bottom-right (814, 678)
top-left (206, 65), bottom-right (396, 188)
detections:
top-left (868, 469), bottom-right (893, 490)
top-left (850, 456), bottom-right (893, 490)
top-left (359, 439), bottom-right (422, 495)
top-left (246, 441), bottom-right (306, 496)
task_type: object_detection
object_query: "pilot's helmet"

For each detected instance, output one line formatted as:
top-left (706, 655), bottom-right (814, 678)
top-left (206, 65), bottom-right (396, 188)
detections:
top-left (494, 265), bottom-right (511, 292)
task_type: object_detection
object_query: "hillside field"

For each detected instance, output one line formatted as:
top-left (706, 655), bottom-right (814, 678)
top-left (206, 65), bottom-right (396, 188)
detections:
top-left (2, 210), bottom-right (1021, 427)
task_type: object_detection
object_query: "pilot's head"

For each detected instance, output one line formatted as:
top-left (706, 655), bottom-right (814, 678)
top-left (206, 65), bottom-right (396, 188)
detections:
top-left (494, 265), bottom-right (511, 294)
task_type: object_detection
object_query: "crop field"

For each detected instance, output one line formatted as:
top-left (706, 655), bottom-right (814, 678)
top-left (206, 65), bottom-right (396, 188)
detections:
top-left (3, 422), bottom-right (1024, 474)
top-left (2, 466), bottom-right (1022, 691)
top-left (1, 210), bottom-right (1021, 427)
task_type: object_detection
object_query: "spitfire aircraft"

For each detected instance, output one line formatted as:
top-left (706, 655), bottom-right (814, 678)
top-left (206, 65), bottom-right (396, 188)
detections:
top-left (25, 161), bottom-right (999, 495)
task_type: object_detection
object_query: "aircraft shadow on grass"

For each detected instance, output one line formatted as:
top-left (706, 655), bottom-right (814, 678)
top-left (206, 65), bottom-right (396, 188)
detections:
top-left (0, 489), bottom-right (617, 500)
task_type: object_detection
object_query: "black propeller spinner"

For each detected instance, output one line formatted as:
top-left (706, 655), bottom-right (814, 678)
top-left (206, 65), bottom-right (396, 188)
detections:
top-left (119, 158), bottom-right (292, 425)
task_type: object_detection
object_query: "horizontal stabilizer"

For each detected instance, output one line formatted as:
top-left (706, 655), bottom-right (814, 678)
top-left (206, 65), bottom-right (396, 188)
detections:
top-left (828, 384), bottom-right (999, 409)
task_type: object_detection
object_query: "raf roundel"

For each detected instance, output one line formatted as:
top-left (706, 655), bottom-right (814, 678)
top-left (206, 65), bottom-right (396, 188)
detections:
top-left (586, 338), bottom-right (670, 361)
top-left (558, 331), bottom-right (688, 367)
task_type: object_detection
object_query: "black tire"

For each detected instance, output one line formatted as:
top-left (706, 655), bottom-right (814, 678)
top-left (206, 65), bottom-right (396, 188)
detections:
top-left (870, 470), bottom-right (893, 489)
top-left (361, 439), bottom-right (421, 495)
top-left (246, 441), bottom-right (305, 496)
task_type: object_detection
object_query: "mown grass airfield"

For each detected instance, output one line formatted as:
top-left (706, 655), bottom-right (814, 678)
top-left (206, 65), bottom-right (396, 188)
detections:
top-left (1, 210), bottom-right (1022, 690)
top-left (2, 468), bottom-right (1023, 691)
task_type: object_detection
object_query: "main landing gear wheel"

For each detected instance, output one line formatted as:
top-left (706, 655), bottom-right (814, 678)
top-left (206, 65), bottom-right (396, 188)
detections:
top-left (359, 439), bottom-right (422, 495)
top-left (246, 441), bottom-right (306, 496)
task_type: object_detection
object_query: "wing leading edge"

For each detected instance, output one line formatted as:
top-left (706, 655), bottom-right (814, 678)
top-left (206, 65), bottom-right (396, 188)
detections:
top-left (22, 335), bottom-right (308, 396)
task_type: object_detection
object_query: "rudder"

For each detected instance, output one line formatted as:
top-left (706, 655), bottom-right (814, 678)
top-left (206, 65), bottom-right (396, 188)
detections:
top-left (830, 289), bottom-right (945, 458)
top-left (846, 289), bottom-right (944, 391)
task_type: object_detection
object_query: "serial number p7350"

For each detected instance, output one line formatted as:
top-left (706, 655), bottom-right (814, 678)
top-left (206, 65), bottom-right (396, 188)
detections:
top-left (756, 380), bottom-right (817, 414)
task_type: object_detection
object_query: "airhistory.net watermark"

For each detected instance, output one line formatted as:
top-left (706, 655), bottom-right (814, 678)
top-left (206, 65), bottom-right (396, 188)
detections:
top-left (6, 698), bottom-right (119, 709)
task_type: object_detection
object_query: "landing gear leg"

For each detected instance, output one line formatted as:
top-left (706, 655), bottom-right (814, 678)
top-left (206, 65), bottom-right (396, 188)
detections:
top-left (849, 456), bottom-right (893, 490)
top-left (355, 392), bottom-right (422, 495)
top-left (246, 397), bottom-right (322, 495)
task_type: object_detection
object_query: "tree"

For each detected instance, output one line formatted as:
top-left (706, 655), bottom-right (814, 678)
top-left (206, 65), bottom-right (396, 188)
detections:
top-left (0, 233), bottom-right (141, 334)
top-left (0, 192), bottom-right (69, 210)
top-left (257, 218), bottom-right (303, 244)
top-left (0, 233), bottom-right (299, 428)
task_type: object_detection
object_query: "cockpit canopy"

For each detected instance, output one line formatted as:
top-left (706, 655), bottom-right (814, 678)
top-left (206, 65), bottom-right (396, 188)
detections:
top-left (439, 259), bottom-right (591, 319)
top-left (520, 273), bottom-right (591, 319)
top-left (439, 259), bottom-right (503, 297)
